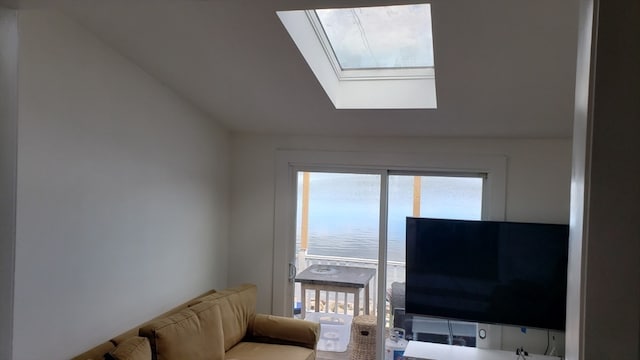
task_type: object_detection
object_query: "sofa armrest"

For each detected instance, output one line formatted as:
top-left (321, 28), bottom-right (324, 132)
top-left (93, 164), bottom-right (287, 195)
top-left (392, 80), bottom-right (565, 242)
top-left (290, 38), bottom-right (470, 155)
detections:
top-left (249, 314), bottom-right (320, 349)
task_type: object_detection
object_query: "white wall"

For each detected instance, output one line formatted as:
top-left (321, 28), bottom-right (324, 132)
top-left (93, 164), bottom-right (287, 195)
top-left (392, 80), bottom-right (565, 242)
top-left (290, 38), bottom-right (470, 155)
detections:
top-left (0, 7), bottom-right (18, 360)
top-left (12, 9), bottom-right (230, 360)
top-left (229, 133), bottom-right (572, 353)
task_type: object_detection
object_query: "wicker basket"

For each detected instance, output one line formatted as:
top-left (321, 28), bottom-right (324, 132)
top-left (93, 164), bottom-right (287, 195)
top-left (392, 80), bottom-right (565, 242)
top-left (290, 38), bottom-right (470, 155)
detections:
top-left (349, 315), bottom-right (377, 360)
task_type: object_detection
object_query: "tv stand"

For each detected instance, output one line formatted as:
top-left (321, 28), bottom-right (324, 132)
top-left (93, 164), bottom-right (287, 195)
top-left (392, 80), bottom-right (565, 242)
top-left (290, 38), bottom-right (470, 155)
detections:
top-left (403, 341), bottom-right (561, 360)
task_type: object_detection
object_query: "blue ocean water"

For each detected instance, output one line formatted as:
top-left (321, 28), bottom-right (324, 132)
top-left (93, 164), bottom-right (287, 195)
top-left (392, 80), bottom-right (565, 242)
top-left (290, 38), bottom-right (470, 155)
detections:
top-left (296, 173), bottom-right (482, 262)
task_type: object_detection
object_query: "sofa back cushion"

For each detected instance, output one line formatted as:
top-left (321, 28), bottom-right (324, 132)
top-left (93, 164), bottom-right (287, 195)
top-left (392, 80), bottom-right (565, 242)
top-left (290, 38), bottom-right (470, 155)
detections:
top-left (106, 336), bottom-right (151, 360)
top-left (111, 289), bottom-right (217, 346)
top-left (70, 341), bottom-right (116, 360)
top-left (192, 283), bottom-right (257, 351)
top-left (139, 301), bottom-right (224, 360)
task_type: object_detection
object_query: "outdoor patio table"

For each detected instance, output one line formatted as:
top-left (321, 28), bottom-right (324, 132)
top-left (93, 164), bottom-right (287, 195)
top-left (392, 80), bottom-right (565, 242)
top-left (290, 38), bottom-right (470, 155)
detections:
top-left (295, 264), bottom-right (376, 318)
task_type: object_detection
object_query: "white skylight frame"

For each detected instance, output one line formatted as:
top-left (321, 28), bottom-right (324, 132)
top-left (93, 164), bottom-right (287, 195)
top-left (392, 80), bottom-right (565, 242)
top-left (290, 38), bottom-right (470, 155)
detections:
top-left (277, 5), bottom-right (437, 109)
top-left (306, 10), bottom-right (436, 81)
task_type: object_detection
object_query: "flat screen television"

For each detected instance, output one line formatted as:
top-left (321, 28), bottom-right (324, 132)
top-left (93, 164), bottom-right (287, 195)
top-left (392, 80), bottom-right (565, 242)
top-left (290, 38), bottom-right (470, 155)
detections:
top-left (406, 217), bottom-right (569, 331)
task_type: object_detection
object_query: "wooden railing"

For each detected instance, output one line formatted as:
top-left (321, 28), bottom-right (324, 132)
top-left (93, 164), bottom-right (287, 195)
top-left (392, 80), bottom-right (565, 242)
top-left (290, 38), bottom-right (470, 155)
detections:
top-left (295, 251), bottom-right (405, 316)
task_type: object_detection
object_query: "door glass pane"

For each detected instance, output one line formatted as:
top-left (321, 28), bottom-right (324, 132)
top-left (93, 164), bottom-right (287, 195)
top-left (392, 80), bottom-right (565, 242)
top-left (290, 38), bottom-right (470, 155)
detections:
top-left (294, 171), bottom-right (380, 356)
top-left (298, 172), bottom-right (381, 260)
top-left (420, 176), bottom-right (483, 220)
top-left (386, 175), bottom-right (483, 350)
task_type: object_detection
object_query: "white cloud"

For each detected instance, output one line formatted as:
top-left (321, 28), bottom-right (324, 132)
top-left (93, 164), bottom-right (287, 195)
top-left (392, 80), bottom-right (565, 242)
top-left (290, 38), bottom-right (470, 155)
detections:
top-left (316, 4), bottom-right (434, 69)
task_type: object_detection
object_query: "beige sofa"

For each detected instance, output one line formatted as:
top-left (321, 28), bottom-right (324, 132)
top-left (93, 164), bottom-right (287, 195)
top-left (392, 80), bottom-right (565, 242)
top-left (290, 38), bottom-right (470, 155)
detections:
top-left (72, 284), bottom-right (319, 360)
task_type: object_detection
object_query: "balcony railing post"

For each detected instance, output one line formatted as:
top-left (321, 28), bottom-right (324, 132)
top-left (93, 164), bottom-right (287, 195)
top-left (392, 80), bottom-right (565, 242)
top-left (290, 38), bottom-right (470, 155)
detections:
top-left (297, 248), bottom-right (308, 274)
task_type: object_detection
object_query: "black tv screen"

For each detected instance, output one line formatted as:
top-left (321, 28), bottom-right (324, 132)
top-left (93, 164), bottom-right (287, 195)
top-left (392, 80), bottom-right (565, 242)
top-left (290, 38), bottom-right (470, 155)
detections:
top-left (406, 218), bottom-right (569, 331)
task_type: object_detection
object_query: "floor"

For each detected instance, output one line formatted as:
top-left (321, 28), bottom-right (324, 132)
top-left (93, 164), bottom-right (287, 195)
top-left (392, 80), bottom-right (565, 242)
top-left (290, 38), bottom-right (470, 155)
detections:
top-left (310, 306), bottom-right (384, 360)
top-left (317, 349), bottom-right (351, 360)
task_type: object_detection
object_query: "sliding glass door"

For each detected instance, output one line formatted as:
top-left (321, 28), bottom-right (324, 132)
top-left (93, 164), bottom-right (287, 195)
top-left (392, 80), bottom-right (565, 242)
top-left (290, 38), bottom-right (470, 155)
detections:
top-left (294, 171), bottom-right (381, 314)
top-left (291, 169), bottom-right (485, 357)
top-left (293, 170), bottom-right (382, 354)
top-left (386, 174), bottom-right (483, 348)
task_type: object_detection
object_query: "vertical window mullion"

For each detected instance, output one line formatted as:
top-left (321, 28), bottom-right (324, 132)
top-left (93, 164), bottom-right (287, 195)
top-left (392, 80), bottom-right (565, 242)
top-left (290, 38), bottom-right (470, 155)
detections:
top-left (376, 170), bottom-right (389, 360)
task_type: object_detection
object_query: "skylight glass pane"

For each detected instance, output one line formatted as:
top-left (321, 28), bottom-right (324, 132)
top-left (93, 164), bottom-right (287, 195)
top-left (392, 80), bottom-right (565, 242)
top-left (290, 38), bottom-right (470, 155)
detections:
top-left (315, 4), bottom-right (434, 70)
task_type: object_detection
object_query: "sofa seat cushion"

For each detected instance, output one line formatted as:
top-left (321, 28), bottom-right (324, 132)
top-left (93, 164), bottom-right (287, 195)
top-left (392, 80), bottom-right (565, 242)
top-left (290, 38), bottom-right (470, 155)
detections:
top-left (106, 337), bottom-right (151, 360)
top-left (139, 301), bottom-right (224, 360)
top-left (225, 342), bottom-right (315, 360)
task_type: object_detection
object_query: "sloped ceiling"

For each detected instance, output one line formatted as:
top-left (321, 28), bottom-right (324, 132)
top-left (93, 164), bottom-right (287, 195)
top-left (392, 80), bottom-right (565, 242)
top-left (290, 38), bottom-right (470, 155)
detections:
top-left (52, 0), bottom-right (579, 137)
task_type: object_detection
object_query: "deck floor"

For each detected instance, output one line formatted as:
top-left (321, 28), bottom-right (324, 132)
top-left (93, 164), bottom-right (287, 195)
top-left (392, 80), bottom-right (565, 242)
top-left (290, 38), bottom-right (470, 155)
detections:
top-left (317, 349), bottom-right (351, 360)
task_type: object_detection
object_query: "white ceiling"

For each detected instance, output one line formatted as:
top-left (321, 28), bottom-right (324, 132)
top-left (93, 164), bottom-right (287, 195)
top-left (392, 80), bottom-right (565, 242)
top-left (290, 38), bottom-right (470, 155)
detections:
top-left (45, 0), bottom-right (579, 137)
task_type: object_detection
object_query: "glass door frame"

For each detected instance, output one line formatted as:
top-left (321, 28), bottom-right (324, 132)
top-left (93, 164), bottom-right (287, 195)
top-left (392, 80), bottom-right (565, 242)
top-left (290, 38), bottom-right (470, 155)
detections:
top-left (283, 165), bottom-right (388, 312)
top-left (273, 150), bottom-right (507, 359)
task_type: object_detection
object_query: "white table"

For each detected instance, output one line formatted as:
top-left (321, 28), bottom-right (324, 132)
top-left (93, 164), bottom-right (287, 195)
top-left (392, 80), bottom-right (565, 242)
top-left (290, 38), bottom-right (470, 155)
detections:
top-left (403, 341), bottom-right (561, 360)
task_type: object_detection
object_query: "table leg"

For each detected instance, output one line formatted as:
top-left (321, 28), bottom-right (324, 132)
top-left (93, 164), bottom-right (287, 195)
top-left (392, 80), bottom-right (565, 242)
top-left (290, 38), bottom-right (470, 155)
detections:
top-left (353, 289), bottom-right (360, 317)
top-left (301, 284), bottom-right (307, 319)
top-left (364, 283), bottom-right (370, 315)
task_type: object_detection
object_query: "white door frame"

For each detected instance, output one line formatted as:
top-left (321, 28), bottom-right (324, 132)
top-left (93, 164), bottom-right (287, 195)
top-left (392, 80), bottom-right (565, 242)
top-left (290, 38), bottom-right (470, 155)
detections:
top-left (273, 149), bottom-right (507, 358)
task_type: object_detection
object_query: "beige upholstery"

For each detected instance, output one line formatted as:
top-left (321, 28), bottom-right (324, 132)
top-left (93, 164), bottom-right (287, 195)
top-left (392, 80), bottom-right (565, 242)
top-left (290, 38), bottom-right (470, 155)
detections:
top-left (111, 289), bottom-right (217, 346)
top-left (139, 302), bottom-right (225, 360)
top-left (108, 337), bottom-right (151, 360)
top-left (191, 284), bottom-right (257, 351)
top-left (250, 314), bottom-right (319, 349)
top-left (73, 341), bottom-right (116, 360)
top-left (71, 284), bottom-right (319, 360)
top-left (225, 342), bottom-right (315, 360)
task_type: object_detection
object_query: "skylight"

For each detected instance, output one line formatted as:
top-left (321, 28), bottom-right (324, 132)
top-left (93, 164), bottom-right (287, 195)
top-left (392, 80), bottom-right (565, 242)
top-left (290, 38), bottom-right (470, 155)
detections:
top-left (277, 3), bottom-right (437, 109)
top-left (315, 4), bottom-right (434, 70)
